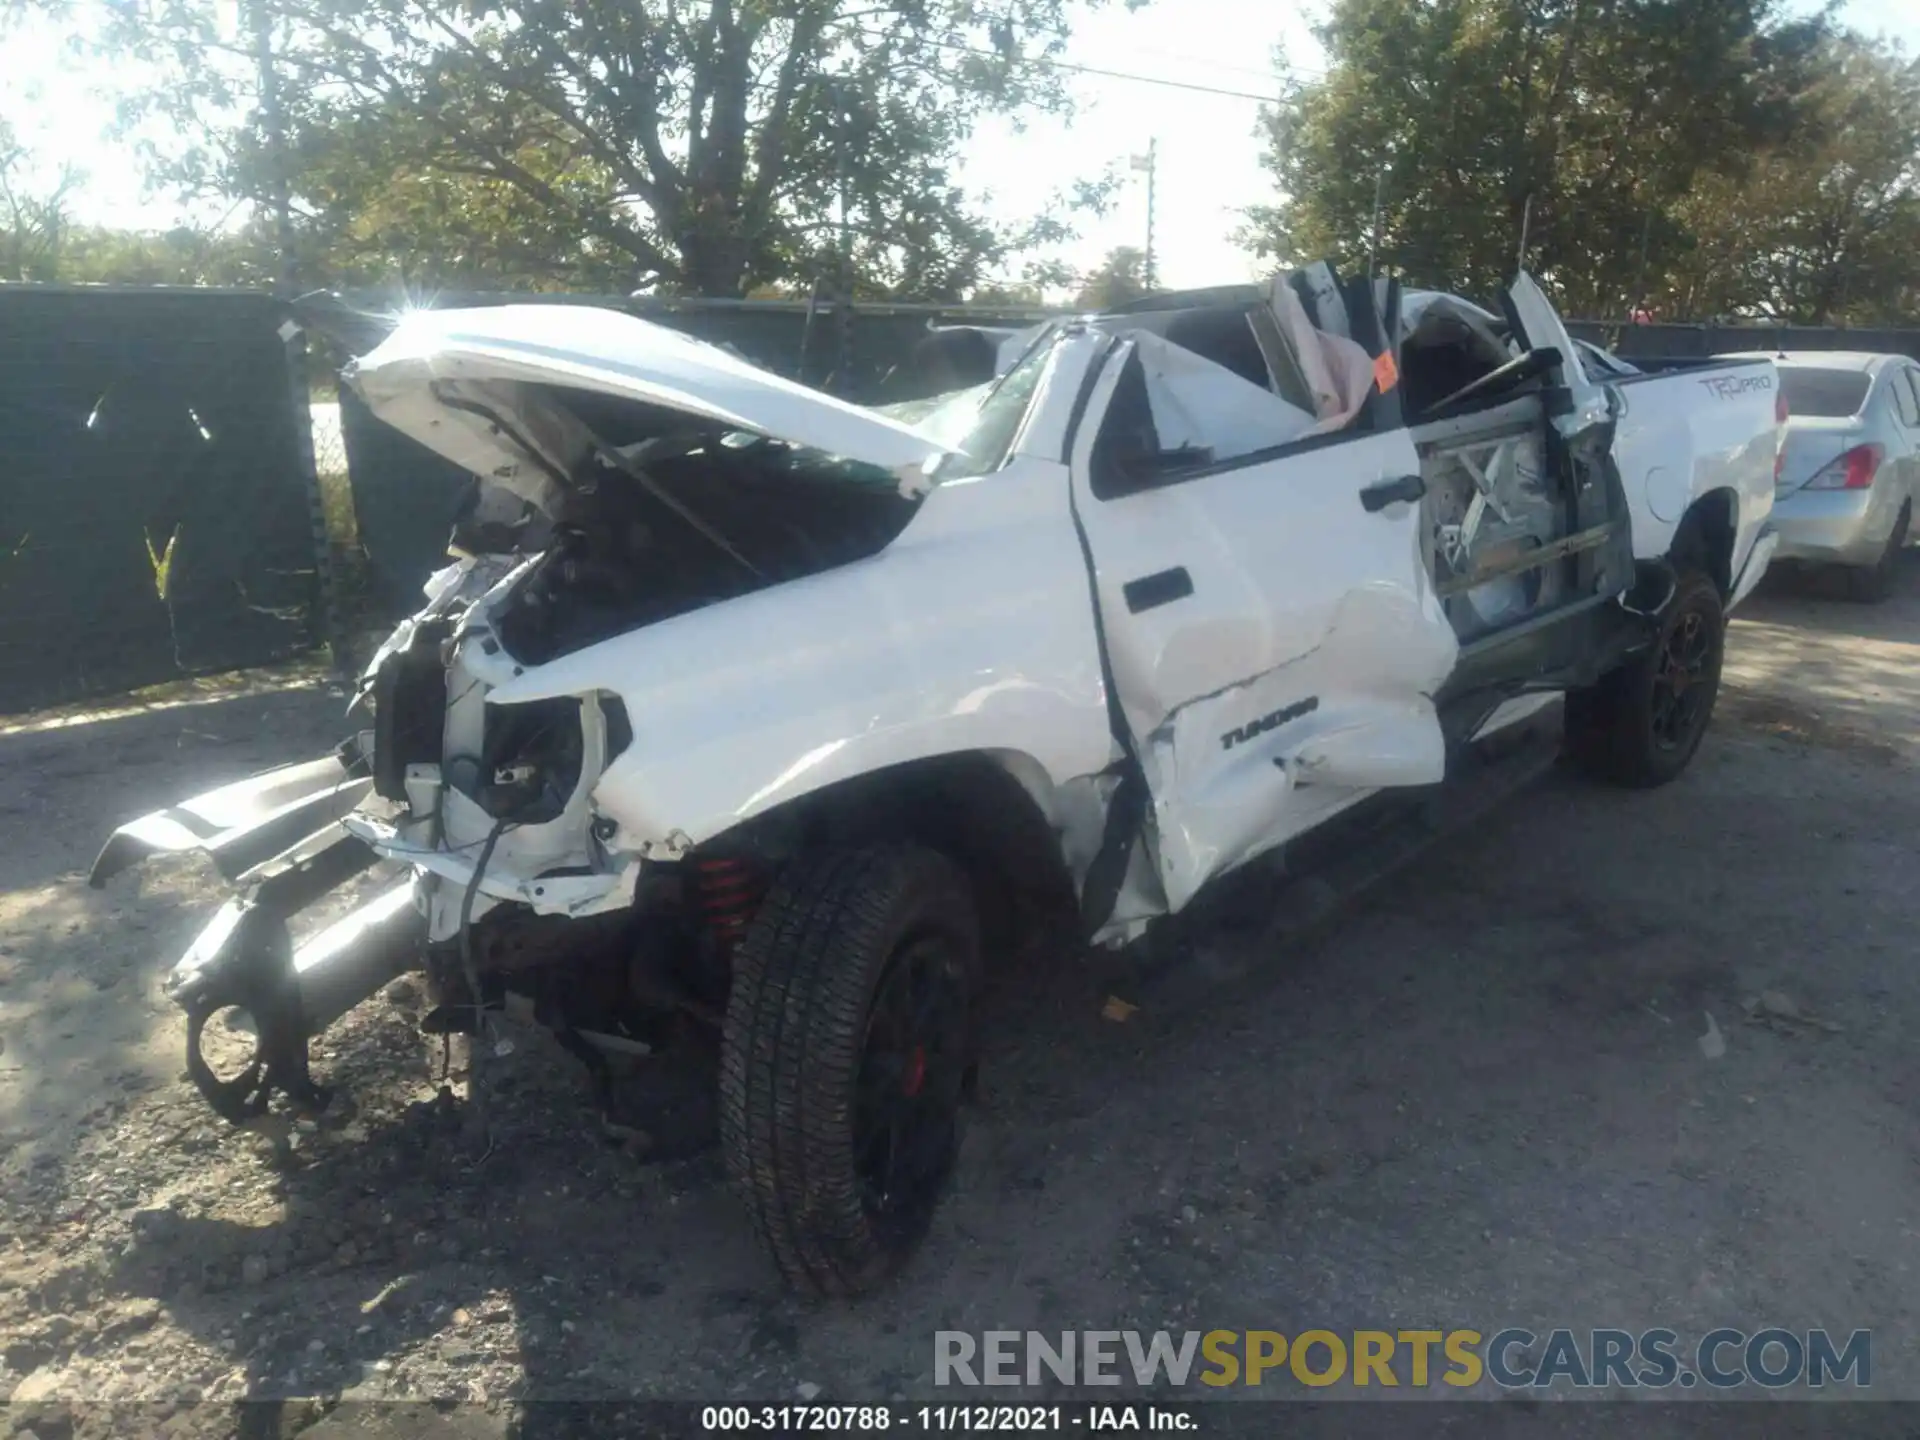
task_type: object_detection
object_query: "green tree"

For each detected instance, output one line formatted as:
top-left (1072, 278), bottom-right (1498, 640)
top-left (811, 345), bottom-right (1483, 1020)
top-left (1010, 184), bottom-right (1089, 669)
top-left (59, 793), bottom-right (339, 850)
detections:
top-left (1074, 244), bottom-right (1148, 309)
top-left (1242, 0), bottom-right (1830, 316)
top-left (81, 0), bottom-right (1137, 298)
top-left (53, 222), bottom-right (279, 286)
top-left (966, 280), bottom-right (1048, 305)
top-left (0, 119), bottom-right (79, 282)
top-left (1668, 36), bottom-right (1920, 324)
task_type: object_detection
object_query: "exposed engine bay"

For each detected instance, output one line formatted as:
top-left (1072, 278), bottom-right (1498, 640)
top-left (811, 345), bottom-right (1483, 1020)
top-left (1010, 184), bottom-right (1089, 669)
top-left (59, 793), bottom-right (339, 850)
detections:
top-left (334, 376), bottom-right (941, 1147)
top-left (467, 385), bottom-right (920, 666)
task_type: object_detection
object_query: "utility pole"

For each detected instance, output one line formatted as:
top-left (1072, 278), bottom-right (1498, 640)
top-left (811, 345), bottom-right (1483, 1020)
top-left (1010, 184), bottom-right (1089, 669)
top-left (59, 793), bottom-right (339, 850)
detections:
top-left (249, 0), bottom-right (294, 294)
top-left (1142, 138), bottom-right (1158, 292)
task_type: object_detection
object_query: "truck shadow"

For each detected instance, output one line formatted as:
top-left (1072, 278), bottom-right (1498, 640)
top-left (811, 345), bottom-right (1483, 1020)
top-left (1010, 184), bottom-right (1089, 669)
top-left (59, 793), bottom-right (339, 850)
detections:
top-left (0, 686), bottom-right (355, 1300)
top-left (1743, 542), bottom-right (1920, 641)
top-left (1723, 548), bottom-right (1920, 764)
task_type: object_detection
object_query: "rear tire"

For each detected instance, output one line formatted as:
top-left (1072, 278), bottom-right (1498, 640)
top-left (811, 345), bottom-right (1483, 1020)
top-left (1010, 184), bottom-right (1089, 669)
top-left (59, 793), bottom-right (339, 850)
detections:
top-left (1844, 500), bottom-right (1910, 603)
top-left (720, 845), bottom-right (979, 1295)
top-left (1565, 569), bottom-right (1725, 788)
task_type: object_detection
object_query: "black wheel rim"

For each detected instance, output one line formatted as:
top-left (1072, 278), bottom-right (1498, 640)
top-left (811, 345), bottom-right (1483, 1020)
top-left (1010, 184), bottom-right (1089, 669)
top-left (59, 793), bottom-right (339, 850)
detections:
top-left (1649, 604), bottom-right (1717, 750)
top-left (854, 932), bottom-right (968, 1247)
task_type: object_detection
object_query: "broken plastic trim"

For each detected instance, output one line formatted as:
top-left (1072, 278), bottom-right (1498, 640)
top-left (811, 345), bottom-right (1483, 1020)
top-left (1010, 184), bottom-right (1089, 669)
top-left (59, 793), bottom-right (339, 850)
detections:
top-left (88, 747), bottom-right (373, 888)
top-left (170, 874), bottom-right (421, 1122)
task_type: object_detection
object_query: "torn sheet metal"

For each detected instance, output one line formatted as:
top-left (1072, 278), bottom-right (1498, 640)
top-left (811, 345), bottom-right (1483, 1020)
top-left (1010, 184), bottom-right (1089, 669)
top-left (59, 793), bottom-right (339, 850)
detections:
top-left (1420, 426), bottom-right (1567, 640)
top-left (1400, 290), bottom-right (1512, 372)
top-left (1506, 272), bottom-right (1611, 438)
top-left (1263, 280), bottom-right (1375, 434)
top-left (1134, 332), bottom-right (1318, 458)
top-left (346, 303), bottom-right (952, 508)
top-left (89, 754), bottom-right (373, 887)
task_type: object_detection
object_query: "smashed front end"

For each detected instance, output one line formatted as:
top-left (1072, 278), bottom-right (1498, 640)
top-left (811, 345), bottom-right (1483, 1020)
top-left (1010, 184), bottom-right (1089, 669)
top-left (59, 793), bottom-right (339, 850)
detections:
top-left (87, 550), bottom-right (691, 1131)
top-left (88, 743), bottom-right (420, 1121)
top-left (91, 301), bottom-right (956, 1134)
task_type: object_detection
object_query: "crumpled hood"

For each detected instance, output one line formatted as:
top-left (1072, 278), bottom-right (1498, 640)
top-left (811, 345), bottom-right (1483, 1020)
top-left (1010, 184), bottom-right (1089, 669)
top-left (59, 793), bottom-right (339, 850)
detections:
top-left (344, 304), bottom-right (950, 512)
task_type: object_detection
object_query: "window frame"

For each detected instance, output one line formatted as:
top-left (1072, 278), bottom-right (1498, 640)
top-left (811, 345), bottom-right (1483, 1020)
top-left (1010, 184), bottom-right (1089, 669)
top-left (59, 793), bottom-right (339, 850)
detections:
top-left (1899, 367), bottom-right (1920, 429)
top-left (1086, 340), bottom-right (1379, 502)
top-left (1879, 365), bottom-right (1918, 427)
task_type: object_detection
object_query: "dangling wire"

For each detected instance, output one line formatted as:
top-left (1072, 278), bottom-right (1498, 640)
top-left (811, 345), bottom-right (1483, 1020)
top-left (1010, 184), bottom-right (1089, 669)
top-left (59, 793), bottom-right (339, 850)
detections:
top-left (456, 818), bottom-right (511, 1163)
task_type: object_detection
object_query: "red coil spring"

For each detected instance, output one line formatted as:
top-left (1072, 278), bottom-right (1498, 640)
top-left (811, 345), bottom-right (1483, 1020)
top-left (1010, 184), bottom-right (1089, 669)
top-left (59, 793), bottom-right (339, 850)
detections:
top-left (692, 856), bottom-right (764, 951)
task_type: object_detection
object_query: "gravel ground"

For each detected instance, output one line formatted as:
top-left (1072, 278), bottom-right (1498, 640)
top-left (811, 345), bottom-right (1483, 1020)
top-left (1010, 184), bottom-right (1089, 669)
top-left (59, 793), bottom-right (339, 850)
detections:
top-left (1, 554), bottom-right (1917, 1436)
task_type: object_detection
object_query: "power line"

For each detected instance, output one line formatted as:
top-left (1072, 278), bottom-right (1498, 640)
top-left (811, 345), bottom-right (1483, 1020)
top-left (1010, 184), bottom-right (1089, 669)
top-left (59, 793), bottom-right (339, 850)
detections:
top-left (1069, 40), bottom-right (1328, 84)
top-left (924, 38), bottom-right (1317, 102)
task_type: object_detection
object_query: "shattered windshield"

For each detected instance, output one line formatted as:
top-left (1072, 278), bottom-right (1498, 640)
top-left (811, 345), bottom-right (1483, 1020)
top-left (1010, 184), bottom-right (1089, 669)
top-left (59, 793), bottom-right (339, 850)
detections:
top-left (879, 328), bottom-right (1058, 483)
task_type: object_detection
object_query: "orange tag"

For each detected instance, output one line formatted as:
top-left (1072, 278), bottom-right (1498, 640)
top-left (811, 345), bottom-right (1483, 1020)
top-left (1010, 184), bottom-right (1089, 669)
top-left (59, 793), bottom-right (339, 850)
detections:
top-left (1372, 350), bottom-right (1400, 393)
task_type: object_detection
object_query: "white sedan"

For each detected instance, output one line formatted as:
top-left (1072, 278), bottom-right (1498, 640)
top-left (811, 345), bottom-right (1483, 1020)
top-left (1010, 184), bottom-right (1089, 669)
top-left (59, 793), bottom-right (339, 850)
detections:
top-left (1726, 350), bottom-right (1918, 601)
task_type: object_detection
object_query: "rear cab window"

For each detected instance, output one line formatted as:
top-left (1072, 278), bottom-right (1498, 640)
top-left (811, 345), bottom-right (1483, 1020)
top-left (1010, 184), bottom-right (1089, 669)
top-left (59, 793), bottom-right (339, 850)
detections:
top-left (1778, 367), bottom-right (1872, 418)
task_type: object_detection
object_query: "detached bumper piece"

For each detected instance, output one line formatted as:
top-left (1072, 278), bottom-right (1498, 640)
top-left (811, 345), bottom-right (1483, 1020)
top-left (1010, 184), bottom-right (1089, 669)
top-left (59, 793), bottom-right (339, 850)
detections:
top-left (91, 745), bottom-right (426, 1123)
top-left (89, 745), bottom-right (376, 889)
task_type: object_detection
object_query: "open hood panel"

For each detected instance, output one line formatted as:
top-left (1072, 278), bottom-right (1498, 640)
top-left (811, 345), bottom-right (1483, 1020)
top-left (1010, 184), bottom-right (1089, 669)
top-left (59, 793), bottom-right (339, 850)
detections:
top-left (344, 304), bottom-right (949, 509)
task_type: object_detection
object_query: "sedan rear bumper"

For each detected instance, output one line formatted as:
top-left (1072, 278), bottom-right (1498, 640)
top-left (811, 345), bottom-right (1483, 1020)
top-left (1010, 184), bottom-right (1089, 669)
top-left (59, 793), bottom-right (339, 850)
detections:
top-left (1771, 485), bottom-right (1902, 567)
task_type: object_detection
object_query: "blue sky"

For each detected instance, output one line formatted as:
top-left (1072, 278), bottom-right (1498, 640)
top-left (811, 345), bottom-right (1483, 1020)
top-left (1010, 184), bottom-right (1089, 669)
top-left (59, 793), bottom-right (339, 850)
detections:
top-left (4, 0), bottom-right (1916, 290)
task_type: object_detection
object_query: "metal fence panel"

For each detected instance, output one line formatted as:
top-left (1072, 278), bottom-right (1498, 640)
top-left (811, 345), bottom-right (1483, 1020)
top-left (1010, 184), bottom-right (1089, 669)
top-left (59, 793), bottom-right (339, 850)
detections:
top-left (335, 383), bottom-right (473, 626)
top-left (0, 288), bottom-right (320, 714)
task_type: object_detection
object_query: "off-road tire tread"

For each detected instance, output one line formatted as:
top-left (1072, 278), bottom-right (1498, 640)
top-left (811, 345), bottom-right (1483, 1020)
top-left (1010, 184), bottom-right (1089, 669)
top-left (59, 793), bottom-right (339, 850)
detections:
top-left (720, 844), bottom-right (977, 1296)
top-left (1565, 568), bottom-right (1725, 789)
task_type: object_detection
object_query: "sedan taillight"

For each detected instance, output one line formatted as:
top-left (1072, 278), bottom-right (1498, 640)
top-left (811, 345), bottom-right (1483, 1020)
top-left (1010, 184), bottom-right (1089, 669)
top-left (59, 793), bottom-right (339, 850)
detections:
top-left (1803, 443), bottom-right (1883, 491)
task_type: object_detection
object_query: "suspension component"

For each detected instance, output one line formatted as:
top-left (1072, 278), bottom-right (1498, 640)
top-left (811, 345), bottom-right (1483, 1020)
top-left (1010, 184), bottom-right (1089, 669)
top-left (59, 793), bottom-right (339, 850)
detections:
top-left (691, 855), bottom-right (767, 952)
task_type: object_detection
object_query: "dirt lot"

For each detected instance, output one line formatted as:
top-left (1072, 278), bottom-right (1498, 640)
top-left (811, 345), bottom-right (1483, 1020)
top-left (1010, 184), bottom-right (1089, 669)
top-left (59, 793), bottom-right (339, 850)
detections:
top-left (1, 555), bottom-right (1917, 1434)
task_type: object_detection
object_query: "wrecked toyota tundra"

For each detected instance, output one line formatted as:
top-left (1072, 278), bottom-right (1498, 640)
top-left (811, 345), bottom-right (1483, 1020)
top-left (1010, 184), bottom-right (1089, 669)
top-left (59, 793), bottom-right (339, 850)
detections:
top-left (94, 265), bottom-right (1781, 1294)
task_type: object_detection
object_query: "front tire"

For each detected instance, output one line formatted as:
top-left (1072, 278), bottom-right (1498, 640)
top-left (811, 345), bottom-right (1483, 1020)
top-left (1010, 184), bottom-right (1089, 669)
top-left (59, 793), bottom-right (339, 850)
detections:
top-left (720, 845), bottom-right (979, 1295)
top-left (1566, 569), bottom-right (1726, 787)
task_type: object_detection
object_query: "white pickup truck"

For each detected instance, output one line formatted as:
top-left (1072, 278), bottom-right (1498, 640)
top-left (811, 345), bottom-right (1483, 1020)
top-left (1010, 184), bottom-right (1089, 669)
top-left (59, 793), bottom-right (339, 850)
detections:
top-left (93, 265), bottom-right (1779, 1294)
